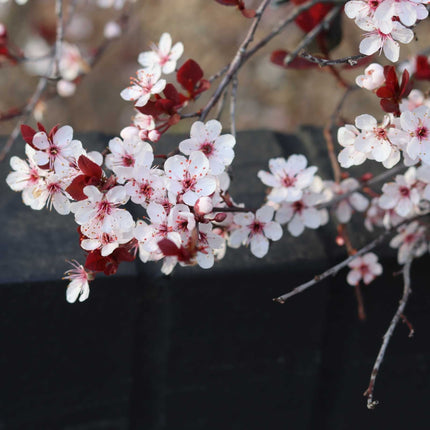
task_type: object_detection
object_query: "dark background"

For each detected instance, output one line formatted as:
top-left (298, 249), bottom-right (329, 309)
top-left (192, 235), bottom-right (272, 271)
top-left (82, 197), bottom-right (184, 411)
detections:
top-left (1, 131), bottom-right (430, 429)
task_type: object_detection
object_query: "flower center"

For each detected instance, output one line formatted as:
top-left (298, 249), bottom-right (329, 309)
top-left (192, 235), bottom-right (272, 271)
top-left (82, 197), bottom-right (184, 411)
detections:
top-left (399, 186), bottom-right (410, 197)
top-left (416, 126), bottom-right (428, 140)
top-left (200, 142), bottom-right (214, 156)
top-left (375, 127), bottom-right (387, 140)
top-left (293, 200), bottom-right (304, 213)
top-left (282, 175), bottom-right (296, 188)
top-left (251, 221), bottom-right (264, 235)
top-left (122, 154), bottom-right (135, 167)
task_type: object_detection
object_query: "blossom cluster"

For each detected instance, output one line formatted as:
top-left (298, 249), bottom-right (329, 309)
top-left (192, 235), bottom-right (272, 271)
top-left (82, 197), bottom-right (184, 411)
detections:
top-left (345, 0), bottom-right (429, 62)
top-left (339, 70), bottom-right (430, 169)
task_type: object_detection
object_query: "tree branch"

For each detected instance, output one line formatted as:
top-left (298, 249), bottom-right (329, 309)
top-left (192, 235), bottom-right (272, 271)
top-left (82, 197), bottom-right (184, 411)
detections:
top-left (283, 5), bottom-right (342, 65)
top-left (300, 52), bottom-right (367, 66)
top-left (199, 0), bottom-right (272, 121)
top-left (273, 214), bottom-right (428, 304)
top-left (363, 256), bottom-right (414, 409)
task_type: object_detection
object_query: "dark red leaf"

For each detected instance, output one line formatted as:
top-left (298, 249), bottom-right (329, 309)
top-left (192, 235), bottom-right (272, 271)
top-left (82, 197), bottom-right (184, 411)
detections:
top-left (177, 59), bottom-right (203, 93)
top-left (376, 86), bottom-right (394, 98)
top-left (177, 59), bottom-right (210, 99)
top-left (158, 238), bottom-right (181, 257)
top-left (78, 155), bottom-right (102, 178)
top-left (415, 55), bottom-right (430, 80)
top-left (380, 98), bottom-right (399, 114)
top-left (37, 122), bottom-right (47, 134)
top-left (66, 176), bottom-right (89, 201)
top-left (20, 124), bottom-right (36, 145)
top-left (291, 0), bottom-right (334, 33)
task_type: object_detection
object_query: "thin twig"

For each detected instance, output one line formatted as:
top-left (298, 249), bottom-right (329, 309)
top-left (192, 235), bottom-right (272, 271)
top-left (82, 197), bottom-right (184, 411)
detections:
top-left (199, 0), bottom-right (271, 121)
top-left (300, 52), bottom-right (367, 67)
top-left (273, 213), bottom-right (429, 304)
top-left (363, 256), bottom-right (414, 409)
top-left (230, 75), bottom-right (238, 137)
top-left (216, 87), bottom-right (229, 121)
top-left (283, 5), bottom-right (342, 65)
top-left (209, 64), bottom-right (229, 83)
top-left (243, 0), bottom-right (346, 61)
top-left (400, 313), bottom-right (415, 338)
top-left (54, 0), bottom-right (64, 78)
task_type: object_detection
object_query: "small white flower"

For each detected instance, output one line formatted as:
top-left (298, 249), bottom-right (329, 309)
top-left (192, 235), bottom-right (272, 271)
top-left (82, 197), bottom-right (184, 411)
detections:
top-left (70, 185), bottom-right (134, 234)
top-left (275, 191), bottom-right (325, 237)
top-left (354, 114), bottom-right (400, 165)
top-left (401, 106), bottom-right (430, 164)
top-left (379, 168), bottom-right (419, 217)
top-left (164, 151), bottom-right (217, 206)
top-left (356, 19), bottom-right (414, 62)
top-left (324, 178), bottom-right (369, 223)
top-left (337, 124), bottom-right (367, 168)
top-left (390, 221), bottom-right (427, 264)
top-left (120, 66), bottom-right (166, 107)
top-left (32, 125), bottom-right (83, 176)
top-left (347, 252), bottom-right (383, 286)
top-left (63, 260), bottom-right (92, 303)
top-left (179, 120), bottom-right (236, 175)
top-left (138, 33), bottom-right (184, 75)
top-left (258, 155), bottom-right (317, 203)
top-left (105, 130), bottom-right (154, 183)
top-left (229, 206), bottom-right (282, 258)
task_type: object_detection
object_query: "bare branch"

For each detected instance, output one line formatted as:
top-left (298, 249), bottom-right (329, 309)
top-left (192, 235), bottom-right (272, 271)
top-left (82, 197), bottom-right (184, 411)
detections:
top-left (199, 0), bottom-right (272, 121)
top-left (300, 52), bottom-right (367, 67)
top-left (243, 0), bottom-right (346, 61)
top-left (363, 256), bottom-right (414, 409)
top-left (54, 0), bottom-right (65, 78)
top-left (283, 5), bottom-right (342, 66)
top-left (273, 213), bottom-right (429, 304)
top-left (230, 75), bottom-right (238, 138)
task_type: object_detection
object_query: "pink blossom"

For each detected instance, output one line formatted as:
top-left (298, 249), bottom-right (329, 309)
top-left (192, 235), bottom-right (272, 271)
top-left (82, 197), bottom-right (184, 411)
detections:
top-left (63, 260), bottom-right (92, 303)
top-left (390, 221), bottom-right (427, 264)
top-left (32, 125), bottom-right (83, 175)
top-left (120, 66), bottom-right (166, 107)
top-left (138, 32), bottom-right (184, 75)
top-left (229, 206), bottom-right (282, 258)
top-left (258, 155), bottom-right (317, 203)
top-left (179, 120), bottom-right (236, 175)
top-left (379, 168), bottom-right (420, 217)
top-left (164, 151), bottom-right (217, 206)
top-left (356, 19), bottom-right (414, 62)
top-left (275, 192), bottom-right (325, 237)
top-left (347, 252), bottom-right (383, 286)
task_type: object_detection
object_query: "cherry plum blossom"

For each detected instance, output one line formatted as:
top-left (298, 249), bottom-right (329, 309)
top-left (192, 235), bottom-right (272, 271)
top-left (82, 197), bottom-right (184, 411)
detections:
top-left (347, 252), bottom-right (383, 286)
top-left (258, 155), bottom-right (317, 203)
top-left (179, 120), bottom-right (236, 175)
top-left (229, 206), bottom-right (282, 258)
top-left (138, 32), bottom-right (184, 75)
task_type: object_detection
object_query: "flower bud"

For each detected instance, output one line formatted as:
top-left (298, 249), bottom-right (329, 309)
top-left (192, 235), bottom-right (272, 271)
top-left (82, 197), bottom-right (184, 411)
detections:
top-left (213, 213), bottom-right (227, 222)
top-left (148, 129), bottom-right (161, 142)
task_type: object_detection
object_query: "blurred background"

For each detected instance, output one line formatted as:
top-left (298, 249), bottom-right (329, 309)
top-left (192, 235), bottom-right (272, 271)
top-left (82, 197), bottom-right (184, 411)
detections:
top-left (1, 0), bottom-right (430, 138)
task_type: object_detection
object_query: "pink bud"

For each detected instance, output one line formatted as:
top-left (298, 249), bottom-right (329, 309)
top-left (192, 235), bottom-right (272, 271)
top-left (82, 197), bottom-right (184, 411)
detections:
top-left (194, 197), bottom-right (213, 215)
top-left (138, 130), bottom-right (149, 141)
top-left (214, 213), bottom-right (227, 222)
top-left (148, 129), bottom-right (161, 142)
